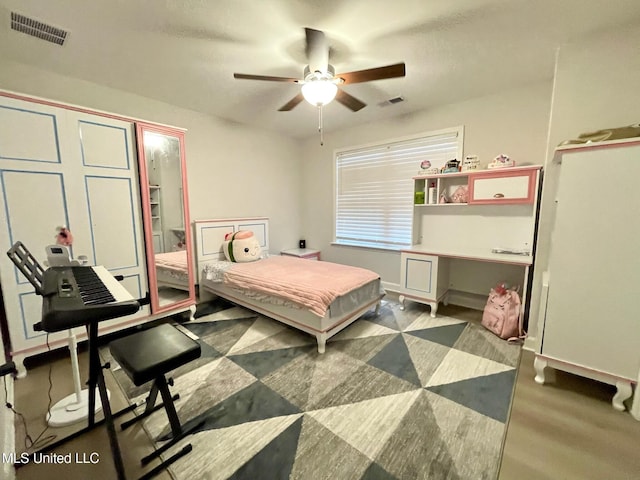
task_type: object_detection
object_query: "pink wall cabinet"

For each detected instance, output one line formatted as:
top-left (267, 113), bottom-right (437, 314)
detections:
top-left (468, 167), bottom-right (538, 205)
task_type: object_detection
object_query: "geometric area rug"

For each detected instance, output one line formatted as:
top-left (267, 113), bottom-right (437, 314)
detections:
top-left (108, 298), bottom-right (522, 480)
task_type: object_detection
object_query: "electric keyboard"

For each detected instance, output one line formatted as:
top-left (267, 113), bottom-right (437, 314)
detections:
top-left (38, 265), bottom-right (141, 332)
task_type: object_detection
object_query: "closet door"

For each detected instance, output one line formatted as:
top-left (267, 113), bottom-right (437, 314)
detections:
top-left (0, 98), bottom-right (74, 356)
top-left (0, 95), bottom-right (148, 360)
top-left (66, 110), bottom-right (149, 332)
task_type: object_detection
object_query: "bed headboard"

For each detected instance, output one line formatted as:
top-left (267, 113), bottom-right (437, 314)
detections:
top-left (192, 217), bottom-right (269, 282)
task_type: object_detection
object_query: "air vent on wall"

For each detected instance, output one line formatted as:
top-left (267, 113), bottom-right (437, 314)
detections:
top-left (11, 12), bottom-right (68, 46)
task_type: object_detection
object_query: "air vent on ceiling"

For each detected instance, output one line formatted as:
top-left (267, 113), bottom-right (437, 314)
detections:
top-left (378, 96), bottom-right (405, 107)
top-left (11, 12), bottom-right (68, 46)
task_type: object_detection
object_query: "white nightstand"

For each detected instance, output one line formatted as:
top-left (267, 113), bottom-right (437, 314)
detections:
top-left (280, 248), bottom-right (321, 261)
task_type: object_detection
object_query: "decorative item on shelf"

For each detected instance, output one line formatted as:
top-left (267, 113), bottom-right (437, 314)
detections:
top-left (441, 159), bottom-right (460, 173)
top-left (558, 123), bottom-right (640, 146)
top-left (414, 191), bottom-right (425, 204)
top-left (488, 154), bottom-right (515, 169)
top-left (418, 160), bottom-right (439, 176)
top-left (461, 155), bottom-right (480, 172)
top-left (451, 185), bottom-right (469, 203)
top-left (439, 191), bottom-right (450, 204)
top-left (172, 242), bottom-right (186, 252)
top-left (428, 182), bottom-right (437, 204)
top-left (419, 159), bottom-right (431, 171)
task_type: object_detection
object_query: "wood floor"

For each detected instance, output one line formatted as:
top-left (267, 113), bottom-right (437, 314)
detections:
top-left (11, 317), bottom-right (640, 479)
top-left (499, 349), bottom-right (640, 480)
top-left (12, 350), bottom-right (172, 480)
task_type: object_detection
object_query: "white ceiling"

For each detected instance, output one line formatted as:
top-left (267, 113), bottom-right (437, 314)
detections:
top-left (1, 0), bottom-right (639, 140)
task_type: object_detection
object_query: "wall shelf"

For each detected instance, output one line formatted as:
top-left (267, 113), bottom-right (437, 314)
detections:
top-left (401, 165), bottom-right (543, 315)
top-left (414, 165), bottom-right (541, 206)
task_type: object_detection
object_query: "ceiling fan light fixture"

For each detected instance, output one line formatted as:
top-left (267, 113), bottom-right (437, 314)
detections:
top-left (301, 80), bottom-right (338, 106)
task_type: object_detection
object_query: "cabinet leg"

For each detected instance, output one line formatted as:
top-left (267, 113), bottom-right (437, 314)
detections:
top-left (429, 302), bottom-right (438, 318)
top-left (374, 300), bottom-right (381, 315)
top-left (188, 304), bottom-right (196, 322)
top-left (612, 381), bottom-right (632, 412)
top-left (398, 295), bottom-right (406, 311)
top-left (533, 356), bottom-right (547, 385)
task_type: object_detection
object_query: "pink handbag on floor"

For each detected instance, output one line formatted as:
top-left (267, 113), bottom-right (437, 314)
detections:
top-left (481, 284), bottom-right (524, 343)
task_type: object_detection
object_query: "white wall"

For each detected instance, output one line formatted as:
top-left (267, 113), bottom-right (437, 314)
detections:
top-left (0, 59), bottom-right (303, 255)
top-left (300, 81), bottom-right (552, 290)
top-left (529, 22), bottom-right (640, 343)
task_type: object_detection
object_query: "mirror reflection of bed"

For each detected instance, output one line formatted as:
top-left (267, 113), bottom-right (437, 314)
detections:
top-left (155, 249), bottom-right (191, 306)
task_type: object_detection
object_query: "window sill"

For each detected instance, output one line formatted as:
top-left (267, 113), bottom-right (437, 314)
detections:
top-left (331, 242), bottom-right (406, 253)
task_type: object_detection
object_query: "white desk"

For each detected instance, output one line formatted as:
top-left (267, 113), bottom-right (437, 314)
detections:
top-left (398, 245), bottom-right (532, 317)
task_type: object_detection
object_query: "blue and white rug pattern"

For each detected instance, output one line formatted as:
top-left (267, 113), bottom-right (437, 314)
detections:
top-left (111, 298), bottom-right (521, 480)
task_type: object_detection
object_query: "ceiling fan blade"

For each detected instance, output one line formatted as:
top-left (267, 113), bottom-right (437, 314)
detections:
top-left (278, 93), bottom-right (305, 111)
top-left (335, 89), bottom-right (366, 112)
top-left (305, 28), bottom-right (329, 74)
top-left (234, 73), bottom-right (300, 82)
top-left (336, 63), bottom-right (406, 85)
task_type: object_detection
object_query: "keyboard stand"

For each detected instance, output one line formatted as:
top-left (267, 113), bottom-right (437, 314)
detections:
top-left (17, 321), bottom-right (136, 479)
top-left (46, 330), bottom-right (104, 428)
top-left (7, 242), bottom-right (146, 479)
top-left (88, 321), bottom-right (126, 479)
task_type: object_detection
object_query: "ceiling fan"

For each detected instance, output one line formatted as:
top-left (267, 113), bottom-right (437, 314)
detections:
top-left (233, 28), bottom-right (406, 113)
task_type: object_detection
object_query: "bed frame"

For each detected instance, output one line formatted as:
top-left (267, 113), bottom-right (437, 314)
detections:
top-left (156, 266), bottom-right (191, 291)
top-left (192, 217), bottom-right (384, 353)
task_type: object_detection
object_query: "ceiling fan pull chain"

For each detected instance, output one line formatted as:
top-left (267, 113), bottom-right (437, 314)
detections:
top-left (318, 105), bottom-right (324, 146)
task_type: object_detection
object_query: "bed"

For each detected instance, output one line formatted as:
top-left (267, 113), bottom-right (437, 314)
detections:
top-left (155, 250), bottom-right (190, 291)
top-left (193, 218), bottom-right (385, 353)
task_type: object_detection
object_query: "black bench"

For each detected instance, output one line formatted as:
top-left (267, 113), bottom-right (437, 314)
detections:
top-left (110, 323), bottom-right (204, 479)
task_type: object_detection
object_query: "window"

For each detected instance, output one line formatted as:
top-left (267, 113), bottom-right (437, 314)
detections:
top-left (335, 127), bottom-right (463, 249)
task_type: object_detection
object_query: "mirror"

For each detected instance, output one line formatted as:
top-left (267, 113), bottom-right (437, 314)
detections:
top-left (136, 123), bottom-right (195, 314)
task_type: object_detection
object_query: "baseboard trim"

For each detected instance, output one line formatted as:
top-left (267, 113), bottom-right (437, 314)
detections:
top-left (445, 290), bottom-right (486, 311)
top-left (523, 336), bottom-right (537, 352)
top-left (381, 281), bottom-right (401, 293)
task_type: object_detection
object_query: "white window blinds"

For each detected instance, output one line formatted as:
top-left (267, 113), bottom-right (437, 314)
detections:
top-left (335, 128), bottom-right (462, 249)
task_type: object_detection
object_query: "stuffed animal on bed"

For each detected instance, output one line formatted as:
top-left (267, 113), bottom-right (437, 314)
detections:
top-left (223, 230), bottom-right (262, 262)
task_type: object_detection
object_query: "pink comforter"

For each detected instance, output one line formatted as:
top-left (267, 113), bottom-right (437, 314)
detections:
top-left (223, 256), bottom-right (380, 317)
top-left (155, 250), bottom-right (187, 273)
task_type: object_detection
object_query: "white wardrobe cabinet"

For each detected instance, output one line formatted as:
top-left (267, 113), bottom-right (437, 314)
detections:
top-left (0, 92), bottom-right (195, 375)
top-left (534, 139), bottom-right (640, 412)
